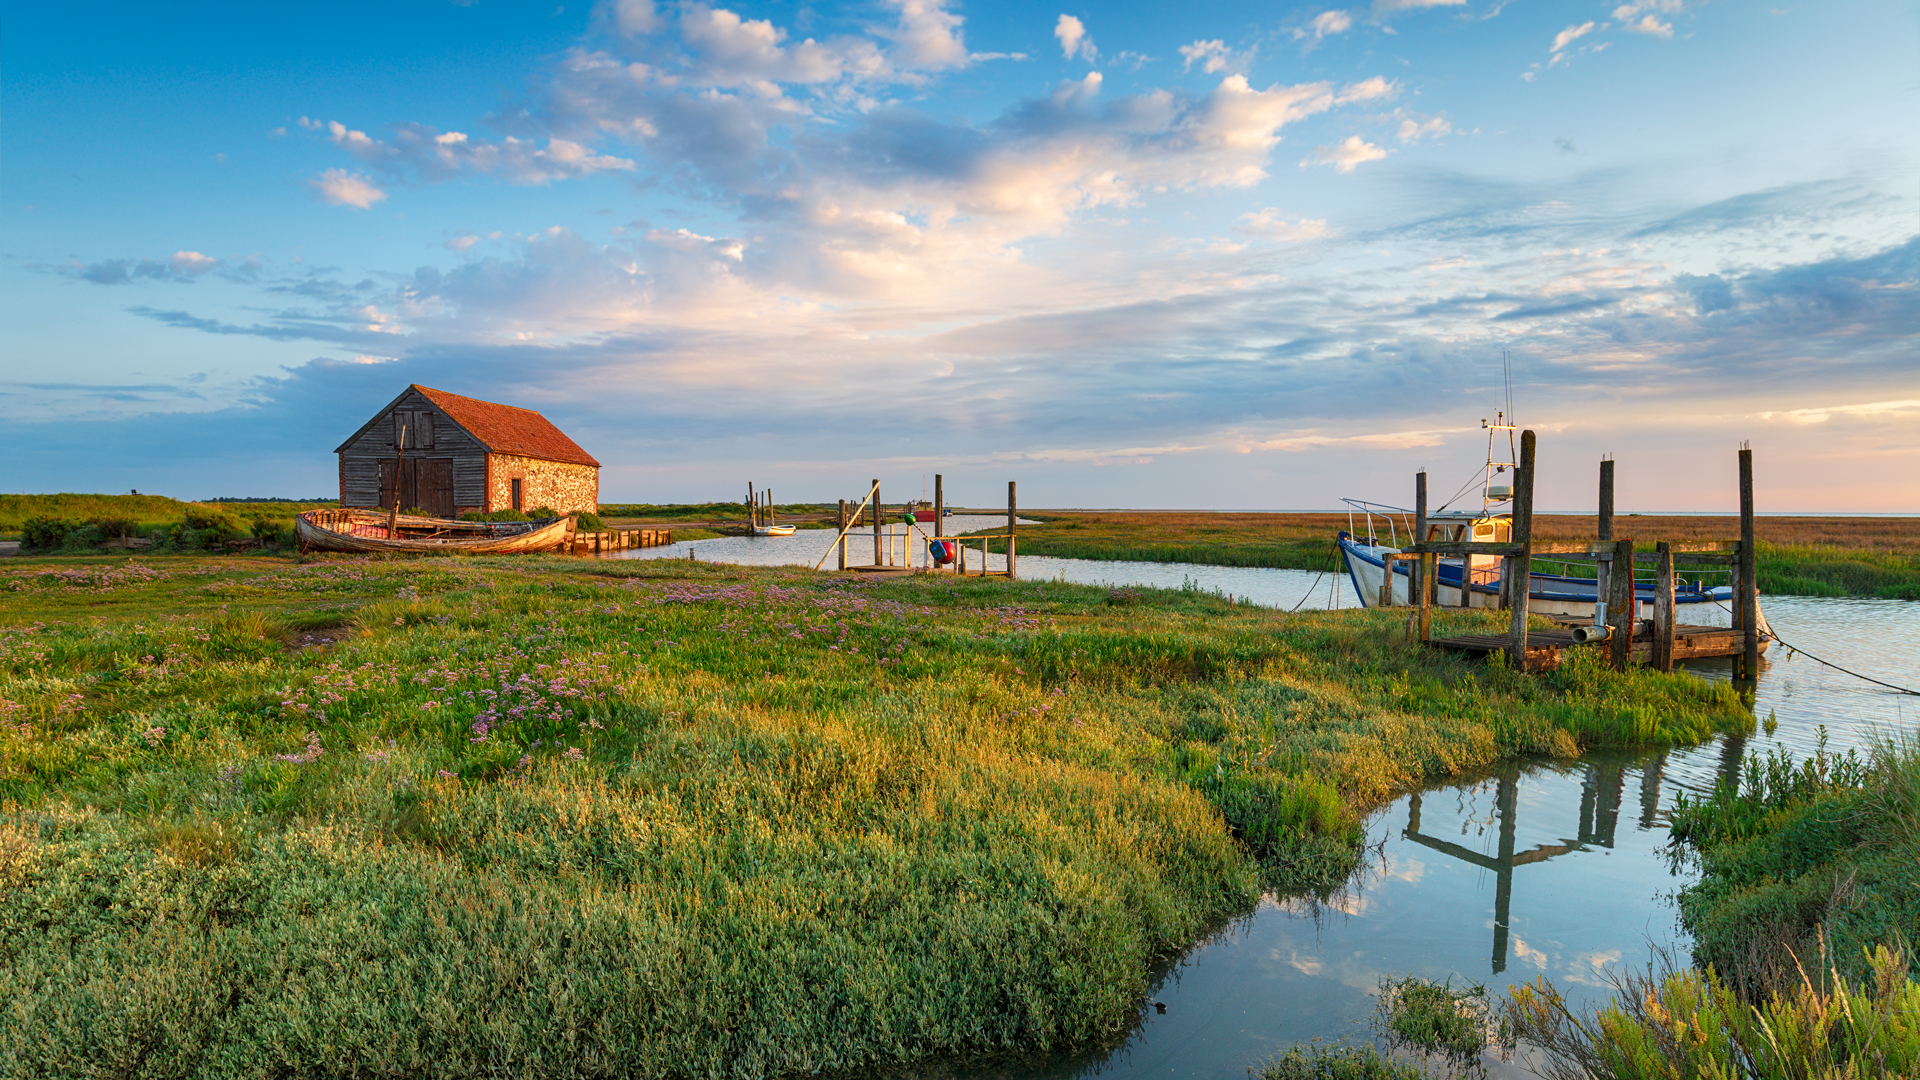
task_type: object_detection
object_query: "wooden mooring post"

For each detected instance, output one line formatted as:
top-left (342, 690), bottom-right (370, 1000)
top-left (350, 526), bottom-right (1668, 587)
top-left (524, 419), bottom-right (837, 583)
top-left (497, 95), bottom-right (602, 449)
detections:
top-left (1505, 430), bottom-right (1536, 670)
top-left (1414, 470), bottom-right (1433, 642)
top-left (934, 475), bottom-right (944, 538)
top-left (1608, 538), bottom-right (1634, 671)
top-left (1006, 481), bottom-right (1017, 579)
top-left (872, 478), bottom-right (883, 566)
top-left (837, 500), bottom-right (848, 571)
top-left (1652, 542), bottom-right (1676, 673)
top-left (1736, 446), bottom-right (1759, 680)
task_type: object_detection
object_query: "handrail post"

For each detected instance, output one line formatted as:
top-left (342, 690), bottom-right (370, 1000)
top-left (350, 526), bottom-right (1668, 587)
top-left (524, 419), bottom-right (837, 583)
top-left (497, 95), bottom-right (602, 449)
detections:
top-left (872, 479), bottom-right (882, 567)
top-left (837, 499), bottom-right (848, 571)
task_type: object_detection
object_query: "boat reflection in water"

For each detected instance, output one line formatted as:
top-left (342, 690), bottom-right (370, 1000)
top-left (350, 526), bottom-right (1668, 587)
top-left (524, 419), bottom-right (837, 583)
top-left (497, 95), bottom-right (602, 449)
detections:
top-left (1400, 750), bottom-right (1680, 976)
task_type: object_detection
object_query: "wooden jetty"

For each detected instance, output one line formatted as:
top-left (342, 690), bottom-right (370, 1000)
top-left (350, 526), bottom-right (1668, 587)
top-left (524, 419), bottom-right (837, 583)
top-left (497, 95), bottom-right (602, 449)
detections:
top-left (574, 527), bottom-right (674, 556)
top-left (1386, 437), bottom-right (1767, 676)
top-left (816, 475), bottom-right (1020, 578)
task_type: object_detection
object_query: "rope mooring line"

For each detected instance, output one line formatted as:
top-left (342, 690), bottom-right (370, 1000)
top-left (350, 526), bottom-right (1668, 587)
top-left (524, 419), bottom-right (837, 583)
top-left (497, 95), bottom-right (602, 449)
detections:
top-left (1768, 628), bottom-right (1920, 696)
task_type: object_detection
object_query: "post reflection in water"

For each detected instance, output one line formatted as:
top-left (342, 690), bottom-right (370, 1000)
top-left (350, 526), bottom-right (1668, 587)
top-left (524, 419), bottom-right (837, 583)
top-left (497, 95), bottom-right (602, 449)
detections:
top-left (1399, 752), bottom-right (1666, 974)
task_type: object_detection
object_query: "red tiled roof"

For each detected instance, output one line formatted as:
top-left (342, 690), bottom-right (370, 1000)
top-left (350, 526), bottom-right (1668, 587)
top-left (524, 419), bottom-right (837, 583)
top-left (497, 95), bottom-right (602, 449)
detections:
top-left (412, 385), bottom-right (600, 467)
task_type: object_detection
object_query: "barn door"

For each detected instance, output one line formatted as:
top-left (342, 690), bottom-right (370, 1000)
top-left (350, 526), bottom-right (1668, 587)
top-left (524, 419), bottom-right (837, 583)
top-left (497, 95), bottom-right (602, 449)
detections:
top-left (378, 459), bottom-right (397, 510)
top-left (379, 460), bottom-right (429, 512)
top-left (420, 459), bottom-right (454, 520)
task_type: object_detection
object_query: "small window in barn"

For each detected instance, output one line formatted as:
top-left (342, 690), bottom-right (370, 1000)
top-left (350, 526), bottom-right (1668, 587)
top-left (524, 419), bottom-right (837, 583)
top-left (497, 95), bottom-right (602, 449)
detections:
top-left (511, 478), bottom-right (524, 511)
top-left (393, 412), bottom-right (408, 448)
top-left (415, 411), bottom-right (434, 448)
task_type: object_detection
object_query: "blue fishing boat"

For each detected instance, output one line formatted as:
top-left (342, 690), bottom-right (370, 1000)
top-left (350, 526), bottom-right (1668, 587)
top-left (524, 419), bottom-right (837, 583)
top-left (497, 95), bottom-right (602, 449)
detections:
top-left (1337, 413), bottom-right (1740, 620)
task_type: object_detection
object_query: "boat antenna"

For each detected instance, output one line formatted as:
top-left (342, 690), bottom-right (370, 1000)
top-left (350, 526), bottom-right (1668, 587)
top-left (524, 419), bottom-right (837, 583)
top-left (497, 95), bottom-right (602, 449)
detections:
top-left (1503, 348), bottom-right (1514, 422)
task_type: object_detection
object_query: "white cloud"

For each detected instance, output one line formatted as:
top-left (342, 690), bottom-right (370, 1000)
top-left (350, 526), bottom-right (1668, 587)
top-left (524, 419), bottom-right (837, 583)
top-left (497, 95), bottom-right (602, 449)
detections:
top-left (1234, 209), bottom-right (1332, 241)
top-left (1551, 21), bottom-right (1597, 62)
top-left (1619, 13), bottom-right (1674, 36)
top-left (1302, 135), bottom-right (1387, 173)
top-left (1337, 76), bottom-right (1396, 102)
top-left (1300, 10), bottom-right (1354, 39)
top-left (446, 234), bottom-right (480, 253)
top-left (1761, 399), bottom-right (1920, 424)
top-left (1395, 112), bottom-right (1451, 141)
top-left (310, 168), bottom-right (387, 209)
top-left (169, 251), bottom-right (218, 275)
top-left (885, 0), bottom-right (974, 70)
top-left (1179, 39), bottom-right (1231, 74)
top-left (306, 116), bottom-right (635, 186)
top-left (1055, 14), bottom-right (1094, 62)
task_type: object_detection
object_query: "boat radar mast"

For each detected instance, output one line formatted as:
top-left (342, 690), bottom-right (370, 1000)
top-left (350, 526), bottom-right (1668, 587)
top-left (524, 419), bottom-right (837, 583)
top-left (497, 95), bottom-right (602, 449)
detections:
top-left (1480, 412), bottom-right (1518, 518)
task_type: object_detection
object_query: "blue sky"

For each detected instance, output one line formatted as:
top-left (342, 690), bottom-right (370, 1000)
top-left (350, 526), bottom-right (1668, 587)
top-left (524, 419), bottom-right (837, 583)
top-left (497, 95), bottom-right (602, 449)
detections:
top-left (4, 0), bottom-right (1916, 511)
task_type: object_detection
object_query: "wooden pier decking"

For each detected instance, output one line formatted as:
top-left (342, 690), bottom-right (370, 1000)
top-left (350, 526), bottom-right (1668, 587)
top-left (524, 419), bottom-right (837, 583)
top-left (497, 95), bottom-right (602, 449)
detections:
top-left (1431, 620), bottom-right (1764, 673)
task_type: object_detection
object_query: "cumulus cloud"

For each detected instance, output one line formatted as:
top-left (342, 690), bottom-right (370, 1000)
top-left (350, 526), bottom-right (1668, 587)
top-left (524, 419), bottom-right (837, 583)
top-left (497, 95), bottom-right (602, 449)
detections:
top-left (1178, 39), bottom-right (1231, 74)
top-left (309, 168), bottom-right (387, 209)
top-left (1234, 209), bottom-right (1332, 241)
top-left (1337, 76), bottom-right (1396, 102)
top-left (1298, 10), bottom-right (1354, 39)
top-left (884, 0), bottom-right (975, 70)
top-left (1614, 0), bottom-right (1680, 36)
top-left (1302, 136), bottom-right (1387, 173)
top-left (1055, 14), bottom-right (1094, 61)
top-left (302, 116), bottom-right (635, 186)
top-left (1550, 21), bottom-right (1597, 62)
top-left (170, 251), bottom-right (219, 275)
top-left (1395, 112), bottom-right (1451, 142)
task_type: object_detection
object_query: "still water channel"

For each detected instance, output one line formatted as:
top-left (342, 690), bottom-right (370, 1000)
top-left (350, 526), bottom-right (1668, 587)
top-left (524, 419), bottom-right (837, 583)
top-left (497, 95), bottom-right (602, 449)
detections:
top-left (618, 520), bottom-right (1920, 1077)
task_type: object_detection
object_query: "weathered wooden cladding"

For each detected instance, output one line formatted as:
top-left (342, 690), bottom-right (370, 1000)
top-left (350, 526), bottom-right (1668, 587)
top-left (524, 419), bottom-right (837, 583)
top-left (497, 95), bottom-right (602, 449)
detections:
top-left (335, 385), bottom-right (599, 516)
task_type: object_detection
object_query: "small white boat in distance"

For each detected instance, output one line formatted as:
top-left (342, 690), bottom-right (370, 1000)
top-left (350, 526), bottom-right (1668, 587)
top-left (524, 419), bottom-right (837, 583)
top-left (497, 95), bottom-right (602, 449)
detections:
top-left (753, 524), bottom-right (797, 537)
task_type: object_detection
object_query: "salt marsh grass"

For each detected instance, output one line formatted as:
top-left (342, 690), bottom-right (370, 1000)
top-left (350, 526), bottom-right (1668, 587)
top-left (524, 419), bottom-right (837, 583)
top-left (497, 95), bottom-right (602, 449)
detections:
top-left (0, 553), bottom-right (1749, 1077)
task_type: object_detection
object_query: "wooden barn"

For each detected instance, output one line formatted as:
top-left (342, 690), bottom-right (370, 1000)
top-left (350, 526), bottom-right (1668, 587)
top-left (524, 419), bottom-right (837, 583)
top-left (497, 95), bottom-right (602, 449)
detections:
top-left (335, 385), bottom-right (600, 519)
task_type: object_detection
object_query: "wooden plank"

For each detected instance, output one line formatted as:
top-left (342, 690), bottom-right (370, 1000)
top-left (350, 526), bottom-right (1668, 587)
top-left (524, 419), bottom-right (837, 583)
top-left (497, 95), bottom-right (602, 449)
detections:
top-left (1409, 541), bottom-right (1526, 556)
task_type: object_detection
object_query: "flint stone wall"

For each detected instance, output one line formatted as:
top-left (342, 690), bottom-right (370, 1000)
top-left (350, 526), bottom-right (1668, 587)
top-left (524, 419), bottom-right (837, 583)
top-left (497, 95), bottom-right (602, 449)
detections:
top-left (489, 454), bottom-right (599, 515)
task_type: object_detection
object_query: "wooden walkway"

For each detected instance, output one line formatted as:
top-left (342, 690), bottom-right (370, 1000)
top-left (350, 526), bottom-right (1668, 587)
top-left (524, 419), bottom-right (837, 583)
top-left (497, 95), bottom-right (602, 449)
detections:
top-left (1431, 621), bottom-right (1761, 673)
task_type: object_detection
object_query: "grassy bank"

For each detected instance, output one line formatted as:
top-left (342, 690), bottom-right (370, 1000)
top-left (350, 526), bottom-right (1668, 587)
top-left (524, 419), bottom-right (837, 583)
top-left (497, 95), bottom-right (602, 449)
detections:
top-left (0, 493), bottom-right (338, 552)
top-left (0, 553), bottom-right (1749, 1076)
top-left (991, 511), bottom-right (1920, 601)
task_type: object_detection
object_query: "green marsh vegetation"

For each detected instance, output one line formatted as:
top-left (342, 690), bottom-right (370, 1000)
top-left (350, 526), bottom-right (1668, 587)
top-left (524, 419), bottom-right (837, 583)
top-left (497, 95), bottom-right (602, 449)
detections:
top-left (1, 493), bottom-right (337, 553)
top-left (0, 551), bottom-right (1750, 1076)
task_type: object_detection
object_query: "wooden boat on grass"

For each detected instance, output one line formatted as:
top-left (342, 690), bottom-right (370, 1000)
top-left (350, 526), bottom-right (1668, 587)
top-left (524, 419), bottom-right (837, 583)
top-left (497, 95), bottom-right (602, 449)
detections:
top-left (296, 508), bottom-right (575, 554)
